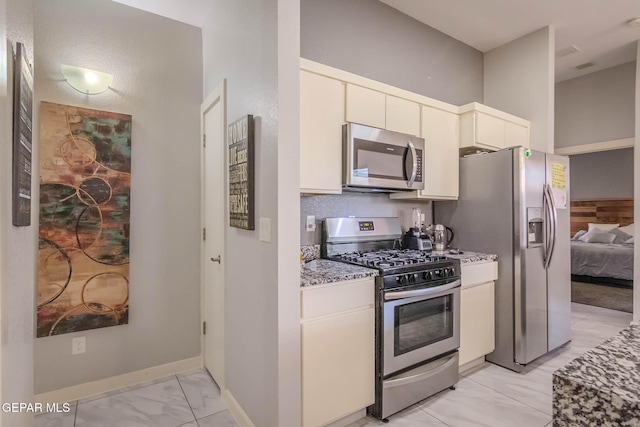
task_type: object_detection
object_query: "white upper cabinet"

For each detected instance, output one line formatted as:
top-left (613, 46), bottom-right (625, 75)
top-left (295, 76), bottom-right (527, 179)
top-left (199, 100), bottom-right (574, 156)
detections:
top-left (475, 112), bottom-right (505, 149)
top-left (300, 70), bottom-right (345, 194)
top-left (390, 106), bottom-right (459, 201)
top-left (504, 120), bottom-right (530, 148)
top-left (459, 102), bottom-right (530, 154)
top-left (386, 95), bottom-right (420, 136)
top-left (345, 84), bottom-right (386, 129)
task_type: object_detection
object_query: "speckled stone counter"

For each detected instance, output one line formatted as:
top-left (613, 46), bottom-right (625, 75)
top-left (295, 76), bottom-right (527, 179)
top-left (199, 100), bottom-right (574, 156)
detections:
top-left (553, 321), bottom-right (640, 426)
top-left (445, 251), bottom-right (497, 264)
top-left (300, 259), bottom-right (378, 287)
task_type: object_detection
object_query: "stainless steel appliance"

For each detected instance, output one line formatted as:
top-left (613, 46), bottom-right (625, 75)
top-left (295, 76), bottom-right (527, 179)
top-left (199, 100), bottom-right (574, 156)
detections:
top-left (324, 217), bottom-right (460, 420)
top-left (435, 147), bottom-right (571, 372)
top-left (343, 123), bottom-right (424, 192)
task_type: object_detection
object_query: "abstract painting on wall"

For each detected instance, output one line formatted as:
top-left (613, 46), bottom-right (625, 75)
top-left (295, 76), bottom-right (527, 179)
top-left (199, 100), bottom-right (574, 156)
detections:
top-left (37, 101), bottom-right (131, 337)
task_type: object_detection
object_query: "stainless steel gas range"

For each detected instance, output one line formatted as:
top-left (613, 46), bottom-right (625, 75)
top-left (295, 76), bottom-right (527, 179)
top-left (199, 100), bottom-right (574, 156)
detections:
top-left (323, 217), bottom-right (461, 421)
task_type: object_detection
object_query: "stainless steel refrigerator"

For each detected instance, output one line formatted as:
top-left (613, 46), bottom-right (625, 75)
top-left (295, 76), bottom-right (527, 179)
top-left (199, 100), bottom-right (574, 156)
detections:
top-left (435, 147), bottom-right (571, 372)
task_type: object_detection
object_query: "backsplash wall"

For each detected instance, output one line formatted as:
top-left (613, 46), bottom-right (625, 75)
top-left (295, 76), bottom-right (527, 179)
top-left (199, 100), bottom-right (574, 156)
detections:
top-left (300, 193), bottom-right (433, 245)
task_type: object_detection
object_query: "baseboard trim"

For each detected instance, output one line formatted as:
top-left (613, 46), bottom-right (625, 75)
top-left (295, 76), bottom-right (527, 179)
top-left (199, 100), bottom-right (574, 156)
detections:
top-left (222, 389), bottom-right (255, 427)
top-left (459, 356), bottom-right (486, 374)
top-left (34, 356), bottom-right (203, 404)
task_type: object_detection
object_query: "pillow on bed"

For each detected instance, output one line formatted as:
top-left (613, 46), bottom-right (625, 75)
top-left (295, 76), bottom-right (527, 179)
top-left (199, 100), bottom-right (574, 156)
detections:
top-left (625, 237), bottom-right (634, 244)
top-left (588, 223), bottom-right (619, 232)
top-left (578, 229), bottom-right (616, 244)
top-left (619, 223), bottom-right (634, 236)
top-left (572, 230), bottom-right (587, 241)
top-left (609, 228), bottom-right (633, 244)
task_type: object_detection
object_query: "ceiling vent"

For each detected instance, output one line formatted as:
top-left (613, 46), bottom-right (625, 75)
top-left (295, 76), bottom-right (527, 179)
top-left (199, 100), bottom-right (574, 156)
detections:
top-left (575, 62), bottom-right (595, 70)
top-left (556, 45), bottom-right (580, 57)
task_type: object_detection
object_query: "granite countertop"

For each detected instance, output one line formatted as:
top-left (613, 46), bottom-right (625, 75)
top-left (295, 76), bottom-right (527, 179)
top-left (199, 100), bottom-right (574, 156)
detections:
top-left (445, 251), bottom-right (497, 264)
top-left (553, 321), bottom-right (640, 425)
top-left (300, 259), bottom-right (378, 288)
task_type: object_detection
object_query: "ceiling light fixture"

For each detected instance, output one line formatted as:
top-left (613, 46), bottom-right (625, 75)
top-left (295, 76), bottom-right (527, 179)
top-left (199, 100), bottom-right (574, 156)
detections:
top-left (61, 64), bottom-right (113, 95)
top-left (626, 17), bottom-right (640, 27)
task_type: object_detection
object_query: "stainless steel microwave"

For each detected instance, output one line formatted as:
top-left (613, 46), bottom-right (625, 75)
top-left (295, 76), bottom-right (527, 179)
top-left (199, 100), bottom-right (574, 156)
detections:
top-left (343, 123), bottom-right (424, 192)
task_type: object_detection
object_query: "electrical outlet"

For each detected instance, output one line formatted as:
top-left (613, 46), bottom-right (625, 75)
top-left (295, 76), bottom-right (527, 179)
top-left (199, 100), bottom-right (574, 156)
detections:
top-left (72, 336), bottom-right (86, 355)
top-left (306, 215), bottom-right (316, 232)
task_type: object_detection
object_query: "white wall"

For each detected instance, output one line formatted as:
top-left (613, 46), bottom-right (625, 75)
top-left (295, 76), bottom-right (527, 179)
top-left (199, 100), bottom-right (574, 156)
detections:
top-left (555, 62), bottom-right (635, 148)
top-left (1, 0), bottom-right (34, 425)
top-left (202, 0), bottom-right (300, 425)
top-left (484, 27), bottom-right (555, 153)
top-left (33, 0), bottom-right (203, 393)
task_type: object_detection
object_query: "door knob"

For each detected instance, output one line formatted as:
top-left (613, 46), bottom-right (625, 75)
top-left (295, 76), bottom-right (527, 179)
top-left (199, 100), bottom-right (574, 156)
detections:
top-left (210, 256), bottom-right (221, 263)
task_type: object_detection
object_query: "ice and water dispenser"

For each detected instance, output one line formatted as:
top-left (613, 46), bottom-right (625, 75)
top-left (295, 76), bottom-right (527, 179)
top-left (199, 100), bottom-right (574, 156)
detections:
top-left (527, 207), bottom-right (543, 247)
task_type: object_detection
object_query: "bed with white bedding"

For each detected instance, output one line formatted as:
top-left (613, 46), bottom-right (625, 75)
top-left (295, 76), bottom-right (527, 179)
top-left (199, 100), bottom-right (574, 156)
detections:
top-left (570, 241), bottom-right (634, 281)
top-left (570, 221), bottom-right (634, 285)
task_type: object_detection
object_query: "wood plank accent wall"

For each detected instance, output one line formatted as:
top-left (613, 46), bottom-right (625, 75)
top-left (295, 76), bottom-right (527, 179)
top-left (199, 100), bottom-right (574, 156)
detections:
top-left (570, 199), bottom-right (634, 236)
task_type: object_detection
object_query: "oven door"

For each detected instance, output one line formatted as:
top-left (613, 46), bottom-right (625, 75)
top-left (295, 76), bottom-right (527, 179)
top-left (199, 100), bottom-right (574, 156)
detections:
top-left (383, 279), bottom-right (460, 376)
top-left (344, 123), bottom-right (424, 191)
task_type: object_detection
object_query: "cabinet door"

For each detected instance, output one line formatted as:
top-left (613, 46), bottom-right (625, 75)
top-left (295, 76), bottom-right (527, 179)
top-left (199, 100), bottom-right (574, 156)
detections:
top-left (302, 308), bottom-right (375, 427)
top-left (345, 84), bottom-right (386, 129)
top-left (505, 121), bottom-right (529, 149)
top-left (459, 282), bottom-right (495, 366)
top-left (421, 106), bottom-right (459, 199)
top-left (300, 71), bottom-right (345, 194)
top-left (386, 95), bottom-right (420, 136)
top-left (475, 112), bottom-right (505, 149)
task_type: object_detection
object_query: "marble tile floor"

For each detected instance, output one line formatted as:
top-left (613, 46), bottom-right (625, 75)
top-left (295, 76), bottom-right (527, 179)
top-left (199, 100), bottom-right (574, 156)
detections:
top-left (349, 302), bottom-right (633, 427)
top-left (35, 369), bottom-right (237, 427)
top-left (35, 303), bottom-right (632, 427)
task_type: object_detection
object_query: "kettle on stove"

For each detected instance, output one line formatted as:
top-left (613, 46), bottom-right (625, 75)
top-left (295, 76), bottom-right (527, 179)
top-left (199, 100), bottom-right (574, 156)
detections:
top-left (433, 224), bottom-right (455, 252)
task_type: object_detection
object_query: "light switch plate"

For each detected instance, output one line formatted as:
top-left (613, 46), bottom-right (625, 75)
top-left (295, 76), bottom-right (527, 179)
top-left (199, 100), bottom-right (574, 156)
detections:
top-left (260, 217), bottom-right (271, 242)
top-left (72, 336), bottom-right (86, 355)
top-left (306, 215), bottom-right (316, 232)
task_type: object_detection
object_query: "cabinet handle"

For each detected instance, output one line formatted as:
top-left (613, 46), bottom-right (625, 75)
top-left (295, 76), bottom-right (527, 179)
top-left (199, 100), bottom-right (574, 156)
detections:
top-left (210, 256), bottom-right (221, 263)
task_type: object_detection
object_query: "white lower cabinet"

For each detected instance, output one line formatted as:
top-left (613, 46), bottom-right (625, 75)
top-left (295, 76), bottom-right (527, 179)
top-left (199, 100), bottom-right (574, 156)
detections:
top-left (459, 262), bottom-right (497, 367)
top-left (301, 278), bottom-right (375, 427)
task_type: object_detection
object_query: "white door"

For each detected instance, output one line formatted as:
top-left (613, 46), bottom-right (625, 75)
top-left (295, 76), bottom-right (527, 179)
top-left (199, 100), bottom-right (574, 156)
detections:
top-left (202, 81), bottom-right (226, 387)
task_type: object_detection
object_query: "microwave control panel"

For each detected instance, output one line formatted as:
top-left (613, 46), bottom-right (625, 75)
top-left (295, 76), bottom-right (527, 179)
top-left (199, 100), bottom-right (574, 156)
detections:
top-left (359, 221), bottom-right (375, 231)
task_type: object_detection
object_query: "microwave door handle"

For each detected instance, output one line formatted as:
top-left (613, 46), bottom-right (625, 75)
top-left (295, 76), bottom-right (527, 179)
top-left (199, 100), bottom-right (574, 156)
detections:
top-left (407, 141), bottom-right (418, 188)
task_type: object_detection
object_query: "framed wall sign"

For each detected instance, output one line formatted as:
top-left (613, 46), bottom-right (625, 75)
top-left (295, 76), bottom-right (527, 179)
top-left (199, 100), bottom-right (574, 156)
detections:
top-left (12, 42), bottom-right (34, 227)
top-left (228, 115), bottom-right (255, 230)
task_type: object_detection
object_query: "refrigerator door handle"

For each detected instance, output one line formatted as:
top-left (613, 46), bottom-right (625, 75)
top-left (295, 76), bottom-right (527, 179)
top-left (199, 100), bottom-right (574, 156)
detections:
top-left (546, 184), bottom-right (558, 266)
top-left (542, 185), bottom-right (551, 270)
top-left (543, 185), bottom-right (557, 269)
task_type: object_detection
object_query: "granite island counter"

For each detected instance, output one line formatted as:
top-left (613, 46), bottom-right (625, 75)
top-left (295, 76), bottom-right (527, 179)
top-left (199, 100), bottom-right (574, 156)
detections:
top-left (553, 320), bottom-right (640, 426)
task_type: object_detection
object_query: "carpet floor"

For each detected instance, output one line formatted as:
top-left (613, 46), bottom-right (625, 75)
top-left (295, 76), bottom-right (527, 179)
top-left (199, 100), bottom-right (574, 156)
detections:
top-left (571, 281), bottom-right (633, 313)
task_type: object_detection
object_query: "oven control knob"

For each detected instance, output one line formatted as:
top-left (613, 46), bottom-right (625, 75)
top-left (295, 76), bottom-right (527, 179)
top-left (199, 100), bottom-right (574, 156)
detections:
top-left (407, 274), bottom-right (415, 283)
top-left (434, 269), bottom-right (442, 277)
top-left (444, 267), bottom-right (452, 277)
top-left (423, 271), bottom-right (432, 280)
top-left (396, 276), bottom-right (404, 284)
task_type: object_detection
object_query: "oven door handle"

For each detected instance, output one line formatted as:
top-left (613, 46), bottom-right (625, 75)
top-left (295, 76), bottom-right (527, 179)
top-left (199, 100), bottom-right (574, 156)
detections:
top-left (384, 279), bottom-right (461, 301)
